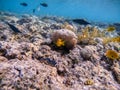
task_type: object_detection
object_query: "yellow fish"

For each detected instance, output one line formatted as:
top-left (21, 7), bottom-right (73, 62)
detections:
top-left (106, 50), bottom-right (119, 60)
top-left (106, 26), bottom-right (116, 32)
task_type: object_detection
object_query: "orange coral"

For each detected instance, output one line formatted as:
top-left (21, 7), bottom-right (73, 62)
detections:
top-left (55, 38), bottom-right (65, 47)
top-left (105, 50), bottom-right (119, 60)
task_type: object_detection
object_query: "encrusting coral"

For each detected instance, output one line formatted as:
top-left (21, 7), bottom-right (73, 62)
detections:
top-left (51, 29), bottom-right (77, 49)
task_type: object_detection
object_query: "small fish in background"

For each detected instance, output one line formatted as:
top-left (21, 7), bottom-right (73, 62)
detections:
top-left (32, 2), bottom-right (47, 13)
top-left (20, 2), bottom-right (28, 7)
top-left (105, 26), bottom-right (117, 37)
top-left (5, 22), bottom-right (22, 33)
top-left (72, 19), bottom-right (90, 25)
top-left (33, 9), bottom-right (36, 13)
top-left (40, 3), bottom-right (48, 7)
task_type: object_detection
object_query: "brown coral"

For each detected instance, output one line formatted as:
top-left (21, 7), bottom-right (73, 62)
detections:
top-left (62, 22), bottom-right (75, 32)
top-left (51, 29), bottom-right (77, 49)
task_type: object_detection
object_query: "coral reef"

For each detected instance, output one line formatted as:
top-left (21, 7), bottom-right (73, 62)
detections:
top-left (0, 11), bottom-right (120, 90)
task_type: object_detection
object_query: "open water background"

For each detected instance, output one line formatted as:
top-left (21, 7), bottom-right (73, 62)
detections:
top-left (0, 0), bottom-right (120, 23)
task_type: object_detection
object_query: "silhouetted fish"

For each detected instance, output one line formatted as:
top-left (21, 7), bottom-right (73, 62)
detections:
top-left (5, 22), bottom-right (22, 33)
top-left (40, 3), bottom-right (48, 7)
top-left (33, 9), bottom-right (35, 13)
top-left (72, 19), bottom-right (90, 25)
top-left (20, 2), bottom-right (28, 7)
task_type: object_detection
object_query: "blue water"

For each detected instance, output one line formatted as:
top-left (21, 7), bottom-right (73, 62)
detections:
top-left (0, 0), bottom-right (120, 23)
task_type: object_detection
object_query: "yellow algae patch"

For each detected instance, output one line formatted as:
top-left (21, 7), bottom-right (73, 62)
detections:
top-left (84, 79), bottom-right (94, 85)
